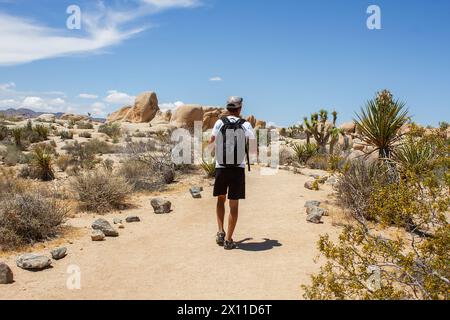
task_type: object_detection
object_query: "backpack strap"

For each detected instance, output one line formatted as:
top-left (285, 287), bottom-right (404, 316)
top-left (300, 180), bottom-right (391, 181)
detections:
top-left (220, 117), bottom-right (232, 125)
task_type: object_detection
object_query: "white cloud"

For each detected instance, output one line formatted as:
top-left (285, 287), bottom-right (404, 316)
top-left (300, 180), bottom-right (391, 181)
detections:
top-left (209, 76), bottom-right (222, 82)
top-left (22, 96), bottom-right (46, 109)
top-left (104, 90), bottom-right (136, 105)
top-left (50, 98), bottom-right (65, 106)
top-left (0, 82), bottom-right (16, 91)
top-left (0, 1), bottom-right (203, 66)
top-left (0, 99), bottom-right (20, 108)
top-left (79, 93), bottom-right (99, 99)
top-left (91, 102), bottom-right (107, 116)
top-left (141, 0), bottom-right (201, 9)
top-left (159, 101), bottom-right (185, 111)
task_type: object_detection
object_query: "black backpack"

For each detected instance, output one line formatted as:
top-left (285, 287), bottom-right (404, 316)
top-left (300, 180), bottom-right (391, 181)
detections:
top-left (216, 117), bottom-right (251, 171)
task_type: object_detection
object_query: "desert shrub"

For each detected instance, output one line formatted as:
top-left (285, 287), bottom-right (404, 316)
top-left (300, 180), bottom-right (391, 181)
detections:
top-left (85, 138), bottom-right (115, 154)
top-left (306, 154), bottom-right (329, 170)
top-left (98, 123), bottom-right (121, 139)
top-left (0, 191), bottom-right (69, 250)
top-left (55, 154), bottom-right (72, 172)
top-left (31, 141), bottom-right (57, 155)
top-left (0, 125), bottom-right (8, 141)
top-left (292, 143), bottom-right (318, 165)
top-left (132, 130), bottom-right (146, 138)
top-left (59, 130), bottom-right (74, 140)
top-left (1, 145), bottom-right (30, 166)
top-left (335, 160), bottom-right (387, 222)
top-left (328, 154), bottom-right (344, 172)
top-left (79, 131), bottom-right (92, 138)
top-left (71, 169), bottom-right (132, 213)
top-left (200, 160), bottom-right (216, 178)
top-left (33, 124), bottom-right (49, 140)
top-left (11, 127), bottom-right (24, 148)
top-left (76, 121), bottom-right (94, 130)
top-left (439, 121), bottom-right (449, 130)
top-left (62, 141), bottom-right (97, 170)
top-left (19, 148), bottom-right (55, 181)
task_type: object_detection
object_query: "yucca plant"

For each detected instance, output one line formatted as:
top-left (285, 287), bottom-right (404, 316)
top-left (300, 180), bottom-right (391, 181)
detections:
top-left (355, 90), bottom-right (409, 159)
top-left (201, 159), bottom-right (216, 178)
top-left (292, 143), bottom-right (318, 164)
top-left (302, 110), bottom-right (340, 153)
top-left (393, 138), bottom-right (435, 175)
top-left (32, 148), bottom-right (55, 181)
top-left (33, 124), bottom-right (49, 140)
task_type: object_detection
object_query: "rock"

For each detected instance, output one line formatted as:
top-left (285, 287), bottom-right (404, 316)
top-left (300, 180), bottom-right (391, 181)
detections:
top-left (118, 223), bottom-right (125, 229)
top-left (91, 230), bottom-right (105, 241)
top-left (0, 262), bottom-right (13, 284)
top-left (50, 247), bottom-right (67, 260)
top-left (170, 104), bottom-right (204, 130)
top-left (60, 113), bottom-right (89, 122)
top-left (152, 110), bottom-right (172, 125)
top-left (255, 120), bottom-right (266, 130)
top-left (151, 198), bottom-right (172, 214)
top-left (246, 115), bottom-right (257, 127)
top-left (16, 254), bottom-right (52, 270)
top-left (91, 218), bottom-right (119, 237)
top-left (304, 181), bottom-right (319, 191)
top-left (353, 139), bottom-right (365, 151)
top-left (113, 218), bottom-right (122, 225)
top-left (304, 200), bottom-right (321, 208)
top-left (37, 113), bottom-right (56, 122)
top-left (107, 91), bottom-right (159, 123)
top-left (190, 186), bottom-right (203, 199)
top-left (347, 150), bottom-right (366, 162)
top-left (306, 207), bottom-right (324, 224)
top-left (306, 206), bottom-right (328, 216)
top-left (326, 176), bottom-right (338, 185)
top-left (203, 109), bottom-right (223, 130)
top-left (126, 216), bottom-right (141, 223)
top-left (339, 122), bottom-right (356, 134)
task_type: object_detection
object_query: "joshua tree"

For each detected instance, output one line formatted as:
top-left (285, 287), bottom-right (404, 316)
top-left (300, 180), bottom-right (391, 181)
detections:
top-left (355, 90), bottom-right (409, 159)
top-left (302, 109), bottom-right (341, 153)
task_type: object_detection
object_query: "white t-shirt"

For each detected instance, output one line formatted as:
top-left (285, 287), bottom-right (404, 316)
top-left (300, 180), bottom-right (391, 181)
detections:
top-left (211, 116), bottom-right (256, 169)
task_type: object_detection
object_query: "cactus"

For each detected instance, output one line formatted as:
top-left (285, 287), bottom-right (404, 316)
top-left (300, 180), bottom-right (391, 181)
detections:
top-left (301, 110), bottom-right (342, 153)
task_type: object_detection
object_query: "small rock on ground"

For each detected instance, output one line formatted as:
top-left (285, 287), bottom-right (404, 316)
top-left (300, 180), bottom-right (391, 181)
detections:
top-left (16, 254), bottom-right (52, 270)
top-left (304, 200), bottom-right (321, 208)
top-left (151, 198), bottom-right (172, 214)
top-left (0, 262), bottom-right (14, 284)
top-left (113, 218), bottom-right (122, 224)
top-left (306, 207), bottom-right (324, 224)
top-left (91, 230), bottom-right (106, 241)
top-left (92, 219), bottom-right (119, 237)
top-left (126, 216), bottom-right (140, 223)
top-left (51, 247), bottom-right (67, 260)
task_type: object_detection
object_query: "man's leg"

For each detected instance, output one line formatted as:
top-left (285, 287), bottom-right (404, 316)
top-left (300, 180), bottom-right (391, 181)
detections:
top-left (226, 200), bottom-right (239, 241)
top-left (216, 195), bottom-right (226, 233)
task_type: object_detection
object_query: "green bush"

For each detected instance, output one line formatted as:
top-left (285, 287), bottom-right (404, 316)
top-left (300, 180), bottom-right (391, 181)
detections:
top-left (76, 121), bottom-right (94, 130)
top-left (79, 131), bottom-right (92, 139)
top-left (98, 123), bottom-right (121, 139)
top-left (200, 160), bottom-right (216, 178)
top-left (59, 130), bottom-right (74, 140)
top-left (292, 143), bottom-right (318, 165)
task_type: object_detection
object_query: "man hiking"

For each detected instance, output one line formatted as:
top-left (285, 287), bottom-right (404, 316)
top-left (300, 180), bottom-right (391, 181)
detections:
top-left (209, 96), bottom-right (256, 250)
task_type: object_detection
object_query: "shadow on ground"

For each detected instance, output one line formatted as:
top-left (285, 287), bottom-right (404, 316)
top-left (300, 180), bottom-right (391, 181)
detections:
top-left (236, 238), bottom-right (282, 252)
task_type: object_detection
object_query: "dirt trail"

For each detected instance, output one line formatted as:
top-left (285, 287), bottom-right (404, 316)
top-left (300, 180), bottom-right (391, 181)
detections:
top-left (1, 168), bottom-right (339, 300)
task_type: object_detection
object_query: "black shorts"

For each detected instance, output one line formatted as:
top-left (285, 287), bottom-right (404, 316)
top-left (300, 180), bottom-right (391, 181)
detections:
top-left (213, 168), bottom-right (246, 200)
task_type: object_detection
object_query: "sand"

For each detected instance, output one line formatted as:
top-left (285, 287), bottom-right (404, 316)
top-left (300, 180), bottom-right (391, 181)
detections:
top-left (0, 167), bottom-right (339, 300)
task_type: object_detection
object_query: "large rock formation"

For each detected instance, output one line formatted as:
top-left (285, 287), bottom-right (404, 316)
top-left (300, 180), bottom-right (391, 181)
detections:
top-left (60, 113), bottom-right (89, 122)
top-left (246, 115), bottom-right (257, 128)
top-left (339, 122), bottom-right (356, 134)
top-left (170, 104), bottom-right (204, 130)
top-left (107, 92), bottom-right (159, 123)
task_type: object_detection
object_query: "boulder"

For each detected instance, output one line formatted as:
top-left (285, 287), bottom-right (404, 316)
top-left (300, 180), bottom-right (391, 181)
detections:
top-left (0, 262), bottom-right (13, 284)
top-left (353, 138), bottom-right (365, 151)
top-left (255, 120), bottom-right (266, 130)
top-left (91, 230), bottom-right (105, 241)
top-left (347, 150), bottom-right (366, 162)
top-left (246, 115), bottom-right (257, 128)
top-left (306, 207), bottom-right (324, 224)
top-left (151, 110), bottom-right (172, 125)
top-left (304, 181), bottom-right (319, 191)
top-left (16, 254), bottom-right (52, 270)
top-left (148, 124), bottom-right (178, 135)
top-left (203, 109), bottom-right (222, 130)
top-left (170, 105), bottom-right (204, 130)
top-left (339, 122), bottom-right (356, 134)
top-left (91, 219), bottom-right (119, 237)
top-left (60, 113), bottom-right (89, 122)
top-left (306, 206), bottom-right (328, 216)
top-left (304, 200), bottom-right (321, 208)
top-left (37, 113), bottom-right (56, 122)
top-left (50, 247), bottom-right (67, 260)
top-left (151, 198), bottom-right (172, 214)
top-left (107, 91), bottom-right (159, 123)
top-left (126, 216), bottom-right (141, 223)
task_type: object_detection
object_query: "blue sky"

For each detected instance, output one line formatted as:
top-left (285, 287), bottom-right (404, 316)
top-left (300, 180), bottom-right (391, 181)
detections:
top-left (0, 0), bottom-right (449, 126)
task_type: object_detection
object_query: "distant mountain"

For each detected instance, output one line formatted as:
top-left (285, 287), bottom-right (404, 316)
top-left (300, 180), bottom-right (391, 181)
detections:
top-left (0, 108), bottom-right (105, 122)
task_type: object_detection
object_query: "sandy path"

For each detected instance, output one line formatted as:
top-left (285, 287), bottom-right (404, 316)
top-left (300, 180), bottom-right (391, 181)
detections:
top-left (1, 168), bottom-right (338, 300)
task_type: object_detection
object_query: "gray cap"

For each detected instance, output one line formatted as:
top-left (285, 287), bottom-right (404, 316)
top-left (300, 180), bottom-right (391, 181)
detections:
top-left (226, 96), bottom-right (243, 109)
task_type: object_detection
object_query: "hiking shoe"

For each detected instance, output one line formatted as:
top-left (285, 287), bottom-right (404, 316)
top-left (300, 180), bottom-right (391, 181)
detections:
top-left (224, 240), bottom-right (237, 250)
top-left (216, 232), bottom-right (226, 246)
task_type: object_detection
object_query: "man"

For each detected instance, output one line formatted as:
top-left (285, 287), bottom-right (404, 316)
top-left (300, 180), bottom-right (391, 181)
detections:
top-left (209, 97), bottom-right (256, 250)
